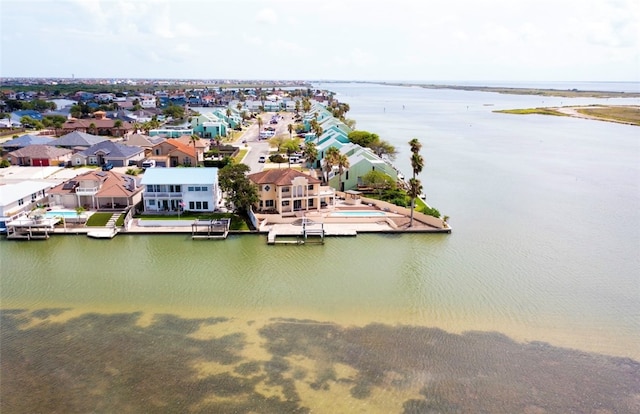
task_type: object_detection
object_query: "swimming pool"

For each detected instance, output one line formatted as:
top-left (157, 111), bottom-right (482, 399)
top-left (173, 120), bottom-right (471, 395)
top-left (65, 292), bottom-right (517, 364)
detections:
top-left (329, 211), bottom-right (387, 217)
top-left (45, 211), bottom-right (87, 219)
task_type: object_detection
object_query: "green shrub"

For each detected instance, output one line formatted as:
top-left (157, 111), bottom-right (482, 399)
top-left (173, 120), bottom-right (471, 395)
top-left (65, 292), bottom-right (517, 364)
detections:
top-left (0, 159), bottom-right (10, 168)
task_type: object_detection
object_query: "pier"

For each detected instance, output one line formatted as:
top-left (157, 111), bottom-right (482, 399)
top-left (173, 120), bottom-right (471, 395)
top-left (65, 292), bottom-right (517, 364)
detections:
top-left (191, 218), bottom-right (231, 239)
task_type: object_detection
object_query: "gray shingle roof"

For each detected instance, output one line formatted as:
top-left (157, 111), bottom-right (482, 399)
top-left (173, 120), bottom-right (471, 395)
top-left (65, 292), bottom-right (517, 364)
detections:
top-left (53, 131), bottom-right (108, 147)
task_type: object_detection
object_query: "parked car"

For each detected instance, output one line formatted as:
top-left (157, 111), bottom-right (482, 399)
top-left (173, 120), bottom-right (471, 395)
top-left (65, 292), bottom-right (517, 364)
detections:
top-left (258, 156), bottom-right (266, 163)
top-left (101, 162), bottom-right (114, 171)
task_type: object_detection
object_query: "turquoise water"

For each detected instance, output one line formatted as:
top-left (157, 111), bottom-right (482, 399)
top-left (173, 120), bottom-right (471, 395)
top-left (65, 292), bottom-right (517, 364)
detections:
top-left (44, 210), bottom-right (85, 218)
top-left (329, 211), bottom-right (387, 217)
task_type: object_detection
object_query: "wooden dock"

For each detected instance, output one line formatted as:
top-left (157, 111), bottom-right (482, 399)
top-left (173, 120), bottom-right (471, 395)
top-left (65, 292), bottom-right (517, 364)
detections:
top-left (267, 219), bottom-right (326, 245)
top-left (87, 228), bottom-right (118, 239)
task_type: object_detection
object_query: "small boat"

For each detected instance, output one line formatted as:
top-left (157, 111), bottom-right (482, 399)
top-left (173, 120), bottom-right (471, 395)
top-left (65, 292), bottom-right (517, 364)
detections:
top-left (419, 193), bottom-right (426, 199)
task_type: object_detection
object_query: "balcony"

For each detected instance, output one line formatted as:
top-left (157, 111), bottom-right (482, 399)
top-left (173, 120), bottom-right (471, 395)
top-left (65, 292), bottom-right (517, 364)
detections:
top-left (75, 186), bottom-right (99, 196)
top-left (143, 191), bottom-right (183, 198)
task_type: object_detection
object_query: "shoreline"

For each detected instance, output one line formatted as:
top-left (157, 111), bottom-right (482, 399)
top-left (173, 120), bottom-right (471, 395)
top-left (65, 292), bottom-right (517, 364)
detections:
top-left (494, 105), bottom-right (640, 126)
top-left (366, 81), bottom-right (640, 98)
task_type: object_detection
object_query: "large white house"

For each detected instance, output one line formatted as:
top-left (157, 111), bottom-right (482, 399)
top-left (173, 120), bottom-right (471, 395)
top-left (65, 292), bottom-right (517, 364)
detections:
top-left (0, 181), bottom-right (53, 233)
top-left (140, 168), bottom-right (220, 213)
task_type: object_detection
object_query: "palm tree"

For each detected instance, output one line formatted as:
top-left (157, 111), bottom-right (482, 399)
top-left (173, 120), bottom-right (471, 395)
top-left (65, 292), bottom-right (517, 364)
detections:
top-left (302, 142), bottom-right (317, 169)
top-left (257, 116), bottom-right (263, 137)
top-left (89, 122), bottom-right (97, 135)
top-left (336, 153), bottom-right (350, 192)
top-left (323, 146), bottom-right (340, 184)
top-left (408, 138), bottom-right (424, 227)
top-left (190, 134), bottom-right (200, 147)
top-left (113, 119), bottom-right (123, 137)
top-left (287, 123), bottom-right (293, 138)
top-left (408, 178), bottom-right (423, 226)
top-left (236, 102), bottom-right (242, 112)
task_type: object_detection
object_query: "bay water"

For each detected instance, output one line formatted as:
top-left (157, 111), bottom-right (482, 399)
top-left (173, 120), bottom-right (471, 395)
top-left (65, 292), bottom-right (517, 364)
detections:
top-left (2, 82), bottom-right (639, 412)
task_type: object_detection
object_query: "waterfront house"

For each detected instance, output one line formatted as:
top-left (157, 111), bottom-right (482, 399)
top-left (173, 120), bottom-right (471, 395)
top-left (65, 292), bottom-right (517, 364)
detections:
top-left (248, 168), bottom-right (335, 215)
top-left (0, 181), bottom-right (53, 233)
top-left (148, 127), bottom-right (193, 138)
top-left (48, 170), bottom-right (143, 210)
top-left (329, 143), bottom-right (399, 191)
top-left (70, 140), bottom-right (145, 168)
top-left (147, 138), bottom-right (200, 167)
top-left (52, 131), bottom-right (109, 149)
top-left (7, 144), bottom-right (73, 167)
top-left (140, 168), bottom-right (220, 213)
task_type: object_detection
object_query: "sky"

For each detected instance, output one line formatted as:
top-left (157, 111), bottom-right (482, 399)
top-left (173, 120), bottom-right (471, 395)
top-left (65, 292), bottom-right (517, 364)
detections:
top-left (1, 0), bottom-right (638, 82)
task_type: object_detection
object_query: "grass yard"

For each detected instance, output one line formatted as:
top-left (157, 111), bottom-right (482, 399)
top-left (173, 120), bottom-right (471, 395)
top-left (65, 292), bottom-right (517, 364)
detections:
top-left (137, 212), bottom-right (250, 230)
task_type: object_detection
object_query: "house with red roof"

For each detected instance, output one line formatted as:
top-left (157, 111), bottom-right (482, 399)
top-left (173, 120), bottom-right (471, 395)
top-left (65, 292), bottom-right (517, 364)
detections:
top-left (48, 170), bottom-right (143, 210)
top-left (248, 168), bottom-right (335, 215)
top-left (147, 138), bottom-right (200, 167)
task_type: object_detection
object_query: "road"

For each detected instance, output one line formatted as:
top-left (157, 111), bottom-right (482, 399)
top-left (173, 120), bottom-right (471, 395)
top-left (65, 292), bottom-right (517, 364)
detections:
top-left (234, 111), bottom-right (297, 174)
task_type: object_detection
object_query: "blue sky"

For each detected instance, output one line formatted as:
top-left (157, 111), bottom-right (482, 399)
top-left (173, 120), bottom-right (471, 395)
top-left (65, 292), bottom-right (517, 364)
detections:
top-left (1, 0), bottom-right (638, 81)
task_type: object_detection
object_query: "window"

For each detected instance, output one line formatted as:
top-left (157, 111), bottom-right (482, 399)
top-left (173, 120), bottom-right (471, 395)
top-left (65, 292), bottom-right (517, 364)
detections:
top-left (282, 187), bottom-right (289, 193)
top-left (308, 185), bottom-right (314, 190)
top-left (18, 199), bottom-right (24, 206)
top-left (201, 186), bottom-right (208, 192)
top-left (196, 201), bottom-right (202, 209)
top-left (309, 199), bottom-right (314, 207)
top-left (265, 200), bottom-right (274, 208)
top-left (31, 193), bottom-right (37, 201)
top-left (188, 186), bottom-right (194, 191)
top-left (189, 201), bottom-right (195, 209)
top-left (282, 200), bottom-right (289, 206)
top-left (195, 187), bottom-right (201, 191)
top-left (202, 201), bottom-right (208, 210)
top-left (149, 200), bottom-right (156, 206)
top-left (264, 185), bottom-right (270, 192)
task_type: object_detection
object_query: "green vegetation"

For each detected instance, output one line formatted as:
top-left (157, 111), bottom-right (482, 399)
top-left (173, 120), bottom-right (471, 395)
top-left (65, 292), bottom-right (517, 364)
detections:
top-left (0, 159), bottom-right (11, 168)
top-left (233, 149), bottom-right (248, 163)
top-left (348, 130), bottom-right (396, 160)
top-left (576, 105), bottom-right (640, 126)
top-left (494, 108), bottom-right (568, 116)
top-left (137, 212), bottom-right (249, 230)
top-left (218, 163), bottom-right (259, 213)
top-left (115, 214), bottom-right (125, 227)
top-left (85, 212), bottom-right (111, 227)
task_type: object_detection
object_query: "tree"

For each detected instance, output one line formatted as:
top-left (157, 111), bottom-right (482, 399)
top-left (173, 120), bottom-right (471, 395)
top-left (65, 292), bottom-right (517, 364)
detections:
top-left (348, 131), bottom-right (379, 147)
top-left (189, 134), bottom-right (200, 147)
top-left (163, 104), bottom-right (185, 120)
top-left (362, 170), bottom-right (395, 196)
top-left (287, 123), bottom-right (293, 138)
top-left (281, 139), bottom-right (300, 168)
top-left (335, 153), bottom-right (350, 192)
top-left (236, 102), bottom-right (243, 112)
top-left (302, 141), bottom-right (318, 169)
top-left (323, 146), bottom-right (340, 183)
top-left (369, 139), bottom-right (396, 160)
top-left (113, 119), bottom-right (123, 137)
top-left (268, 134), bottom-right (286, 153)
top-left (257, 116), bottom-right (263, 136)
top-left (408, 138), bottom-right (424, 227)
top-left (218, 163), bottom-right (259, 212)
top-left (89, 122), bottom-right (97, 135)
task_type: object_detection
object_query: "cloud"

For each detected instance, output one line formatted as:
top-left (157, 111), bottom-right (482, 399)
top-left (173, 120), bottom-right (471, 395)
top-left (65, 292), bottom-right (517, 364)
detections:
top-left (255, 8), bottom-right (278, 25)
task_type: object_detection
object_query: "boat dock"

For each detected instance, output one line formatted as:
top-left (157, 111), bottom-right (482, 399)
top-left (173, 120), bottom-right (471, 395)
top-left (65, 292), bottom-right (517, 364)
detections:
top-left (191, 218), bottom-right (231, 239)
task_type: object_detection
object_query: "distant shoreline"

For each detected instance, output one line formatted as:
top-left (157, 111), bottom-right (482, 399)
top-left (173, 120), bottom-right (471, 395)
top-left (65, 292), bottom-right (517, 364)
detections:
top-left (369, 82), bottom-right (640, 98)
top-left (494, 105), bottom-right (640, 126)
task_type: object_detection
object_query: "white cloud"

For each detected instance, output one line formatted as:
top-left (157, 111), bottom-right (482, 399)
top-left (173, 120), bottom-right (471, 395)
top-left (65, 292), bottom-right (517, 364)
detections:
top-left (255, 8), bottom-right (278, 25)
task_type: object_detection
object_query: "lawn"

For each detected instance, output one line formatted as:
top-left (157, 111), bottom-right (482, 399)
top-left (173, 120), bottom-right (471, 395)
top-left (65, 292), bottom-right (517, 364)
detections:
top-left (137, 212), bottom-right (250, 230)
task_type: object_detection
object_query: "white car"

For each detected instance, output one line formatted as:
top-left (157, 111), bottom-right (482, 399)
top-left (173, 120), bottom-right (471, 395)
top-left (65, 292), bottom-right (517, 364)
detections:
top-left (258, 156), bottom-right (266, 163)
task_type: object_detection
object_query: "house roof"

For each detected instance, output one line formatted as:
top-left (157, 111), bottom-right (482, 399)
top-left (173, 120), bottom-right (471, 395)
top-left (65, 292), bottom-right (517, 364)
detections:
top-left (174, 135), bottom-right (208, 149)
top-left (123, 133), bottom-right (156, 147)
top-left (77, 140), bottom-right (144, 158)
top-left (49, 170), bottom-right (142, 197)
top-left (8, 144), bottom-right (73, 158)
top-left (54, 131), bottom-right (108, 147)
top-left (164, 139), bottom-right (196, 157)
top-left (140, 167), bottom-right (218, 185)
top-left (0, 181), bottom-right (54, 208)
top-left (1, 134), bottom-right (56, 148)
top-left (248, 168), bottom-right (321, 186)
top-left (62, 118), bottom-right (132, 129)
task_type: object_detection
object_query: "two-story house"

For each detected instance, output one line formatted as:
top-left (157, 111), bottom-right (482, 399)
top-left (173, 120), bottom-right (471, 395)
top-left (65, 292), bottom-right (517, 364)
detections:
top-left (146, 138), bottom-right (200, 167)
top-left (48, 170), bottom-right (143, 210)
top-left (248, 168), bottom-right (335, 215)
top-left (140, 168), bottom-right (219, 213)
top-left (0, 181), bottom-right (53, 233)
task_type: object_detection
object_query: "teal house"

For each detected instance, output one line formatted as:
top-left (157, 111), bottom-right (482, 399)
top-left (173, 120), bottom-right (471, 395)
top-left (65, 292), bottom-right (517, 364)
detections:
top-left (191, 112), bottom-right (228, 138)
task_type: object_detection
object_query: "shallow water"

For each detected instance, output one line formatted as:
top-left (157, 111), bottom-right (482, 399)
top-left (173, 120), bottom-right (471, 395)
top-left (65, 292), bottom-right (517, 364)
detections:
top-left (2, 82), bottom-right (639, 412)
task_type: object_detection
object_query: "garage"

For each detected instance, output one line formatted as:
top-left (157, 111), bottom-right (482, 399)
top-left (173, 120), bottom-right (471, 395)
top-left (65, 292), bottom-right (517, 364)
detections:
top-left (32, 158), bottom-right (49, 166)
